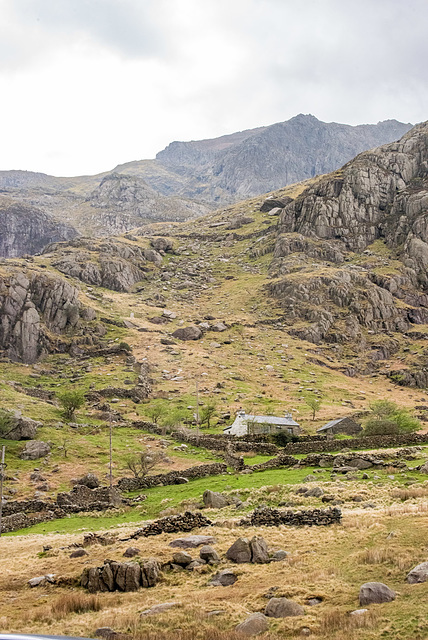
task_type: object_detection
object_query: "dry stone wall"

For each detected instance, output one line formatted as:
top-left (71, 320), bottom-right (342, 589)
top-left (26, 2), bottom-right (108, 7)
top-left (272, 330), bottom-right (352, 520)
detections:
top-left (117, 462), bottom-right (227, 491)
top-left (283, 433), bottom-right (428, 454)
top-left (131, 511), bottom-right (212, 538)
top-left (133, 421), bottom-right (278, 455)
top-left (242, 506), bottom-right (342, 527)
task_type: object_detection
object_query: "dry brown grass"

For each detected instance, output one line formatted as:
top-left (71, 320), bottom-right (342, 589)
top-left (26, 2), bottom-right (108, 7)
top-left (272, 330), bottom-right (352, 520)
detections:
top-left (357, 546), bottom-right (413, 571)
top-left (2, 510), bottom-right (428, 640)
top-left (391, 487), bottom-right (428, 501)
top-left (27, 593), bottom-right (102, 623)
top-left (319, 608), bottom-right (378, 635)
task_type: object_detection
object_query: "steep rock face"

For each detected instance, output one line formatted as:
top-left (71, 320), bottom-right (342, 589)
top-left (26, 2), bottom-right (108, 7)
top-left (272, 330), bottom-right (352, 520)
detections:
top-left (269, 121), bottom-right (428, 348)
top-left (277, 121), bottom-right (428, 256)
top-left (46, 237), bottom-right (157, 292)
top-left (0, 198), bottom-right (78, 258)
top-left (0, 267), bottom-right (95, 363)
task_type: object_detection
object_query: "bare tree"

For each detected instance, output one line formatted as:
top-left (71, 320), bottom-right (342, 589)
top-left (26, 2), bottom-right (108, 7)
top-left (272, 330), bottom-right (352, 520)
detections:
top-left (125, 449), bottom-right (166, 479)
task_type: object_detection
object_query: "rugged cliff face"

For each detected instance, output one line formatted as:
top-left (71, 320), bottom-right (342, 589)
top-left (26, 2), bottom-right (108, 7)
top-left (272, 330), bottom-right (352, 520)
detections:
top-left (0, 265), bottom-right (97, 363)
top-left (0, 116), bottom-right (411, 241)
top-left (0, 198), bottom-right (78, 258)
top-left (276, 121), bottom-right (428, 264)
top-left (268, 120), bottom-right (428, 353)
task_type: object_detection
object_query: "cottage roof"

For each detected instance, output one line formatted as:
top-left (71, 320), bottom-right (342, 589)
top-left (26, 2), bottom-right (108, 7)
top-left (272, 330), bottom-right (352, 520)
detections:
top-left (317, 417), bottom-right (355, 432)
top-left (244, 414), bottom-right (300, 426)
top-left (223, 412), bottom-right (300, 436)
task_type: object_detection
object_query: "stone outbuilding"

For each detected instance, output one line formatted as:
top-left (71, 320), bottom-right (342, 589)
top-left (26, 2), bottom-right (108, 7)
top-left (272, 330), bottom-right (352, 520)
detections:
top-left (223, 411), bottom-right (301, 437)
top-left (317, 417), bottom-right (362, 437)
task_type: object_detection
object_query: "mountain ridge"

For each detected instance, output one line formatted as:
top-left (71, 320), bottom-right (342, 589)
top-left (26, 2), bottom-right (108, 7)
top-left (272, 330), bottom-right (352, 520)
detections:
top-left (0, 115), bottom-right (412, 258)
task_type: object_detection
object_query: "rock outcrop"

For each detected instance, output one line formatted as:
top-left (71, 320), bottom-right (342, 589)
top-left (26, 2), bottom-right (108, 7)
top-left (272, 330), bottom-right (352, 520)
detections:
top-left (0, 266), bottom-right (97, 363)
top-left (0, 411), bottom-right (41, 440)
top-left (88, 173), bottom-right (208, 230)
top-left (268, 121), bottom-right (428, 349)
top-left (46, 237), bottom-right (151, 292)
top-left (81, 558), bottom-right (160, 592)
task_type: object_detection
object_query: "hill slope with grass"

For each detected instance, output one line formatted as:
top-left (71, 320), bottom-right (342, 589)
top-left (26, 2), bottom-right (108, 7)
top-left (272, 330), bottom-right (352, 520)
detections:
top-left (0, 120), bottom-right (428, 640)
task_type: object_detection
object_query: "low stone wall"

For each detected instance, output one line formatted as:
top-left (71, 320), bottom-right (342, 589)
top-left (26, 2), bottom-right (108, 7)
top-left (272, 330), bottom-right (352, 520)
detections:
top-left (131, 511), bottom-right (212, 538)
top-left (283, 433), bottom-right (428, 454)
top-left (56, 486), bottom-right (123, 513)
top-left (87, 385), bottom-right (149, 403)
top-left (247, 454), bottom-right (297, 472)
top-left (2, 498), bottom-right (61, 517)
top-left (224, 448), bottom-right (245, 471)
top-left (117, 462), bottom-right (227, 492)
top-left (242, 506), bottom-right (342, 527)
top-left (1, 510), bottom-right (58, 533)
top-left (1, 486), bottom-right (123, 532)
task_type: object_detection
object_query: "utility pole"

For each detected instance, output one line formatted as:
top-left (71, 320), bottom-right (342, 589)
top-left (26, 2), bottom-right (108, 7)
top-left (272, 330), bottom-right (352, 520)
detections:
top-left (196, 377), bottom-right (200, 443)
top-left (109, 412), bottom-right (113, 489)
top-left (0, 446), bottom-right (6, 537)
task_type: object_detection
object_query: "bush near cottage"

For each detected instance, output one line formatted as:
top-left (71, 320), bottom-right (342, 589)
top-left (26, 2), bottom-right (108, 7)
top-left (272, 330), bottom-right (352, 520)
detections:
top-left (363, 400), bottom-right (421, 436)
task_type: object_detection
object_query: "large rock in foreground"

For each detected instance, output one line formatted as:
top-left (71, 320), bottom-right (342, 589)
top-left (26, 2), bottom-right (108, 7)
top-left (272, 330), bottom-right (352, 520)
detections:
top-left (265, 597), bottom-right (304, 617)
top-left (406, 561), bottom-right (428, 584)
top-left (235, 612), bottom-right (269, 636)
top-left (359, 582), bottom-right (396, 605)
top-left (20, 440), bottom-right (50, 460)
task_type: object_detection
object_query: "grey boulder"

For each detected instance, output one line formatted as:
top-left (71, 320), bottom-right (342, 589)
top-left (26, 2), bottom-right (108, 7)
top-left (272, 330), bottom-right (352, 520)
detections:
top-left (20, 440), bottom-right (50, 460)
top-left (169, 535), bottom-right (217, 548)
top-left (209, 569), bottom-right (237, 586)
top-left (172, 551), bottom-right (193, 566)
top-left (265, 597), bottom-right (304, 618)
top-left (235, 612), bottom-right (269, 636)
top-left (1, 411), bottom-right (41, 441)
top-left (199, 545), bottom-right (220, 564)
top-left (249, 536), bottom-right (270, 564)
top-left (172, 326), bottom-right (202, 341)
top-left (359, 582), bottom-right (396, 605)
top-left (226, 538), bottom-right (252, 563)
top-left (203, 490), bottom-right (230, 509)
top-left (406, 561), bottom-right (428, 584)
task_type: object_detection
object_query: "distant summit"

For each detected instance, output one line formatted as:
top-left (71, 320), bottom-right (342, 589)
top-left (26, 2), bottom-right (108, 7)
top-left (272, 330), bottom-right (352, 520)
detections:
top-left (148, 114), bottom-right (412, 204)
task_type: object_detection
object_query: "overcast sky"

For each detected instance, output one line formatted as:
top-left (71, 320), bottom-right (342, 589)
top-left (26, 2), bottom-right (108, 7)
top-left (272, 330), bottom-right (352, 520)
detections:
top-left (0, 0), bottom-right (427, 176)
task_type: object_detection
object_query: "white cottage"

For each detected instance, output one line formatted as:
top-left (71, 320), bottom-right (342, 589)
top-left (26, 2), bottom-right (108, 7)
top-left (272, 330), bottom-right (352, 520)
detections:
top-left (223, 410), bottom-right (301, 437)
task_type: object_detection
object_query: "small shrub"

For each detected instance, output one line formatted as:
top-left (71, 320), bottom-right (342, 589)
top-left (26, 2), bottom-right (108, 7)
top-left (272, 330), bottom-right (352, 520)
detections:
top-left (57, 389), bottom-right (85, 421)
top-left (118, 341), bottom-right (132, 352)
top-left (0, 409), bottom-right (13, 437)
top-left (270, 431), bottom-right (297, 446)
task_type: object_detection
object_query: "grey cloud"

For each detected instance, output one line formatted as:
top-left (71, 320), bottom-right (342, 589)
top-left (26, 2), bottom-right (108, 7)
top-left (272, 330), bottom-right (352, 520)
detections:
top-left (2, 0), bottom-right (171, 63)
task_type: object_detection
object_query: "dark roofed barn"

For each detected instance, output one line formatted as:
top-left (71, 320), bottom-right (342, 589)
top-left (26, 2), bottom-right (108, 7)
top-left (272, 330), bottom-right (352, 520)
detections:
top-left (317, 417), bottom-right (362, 437)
